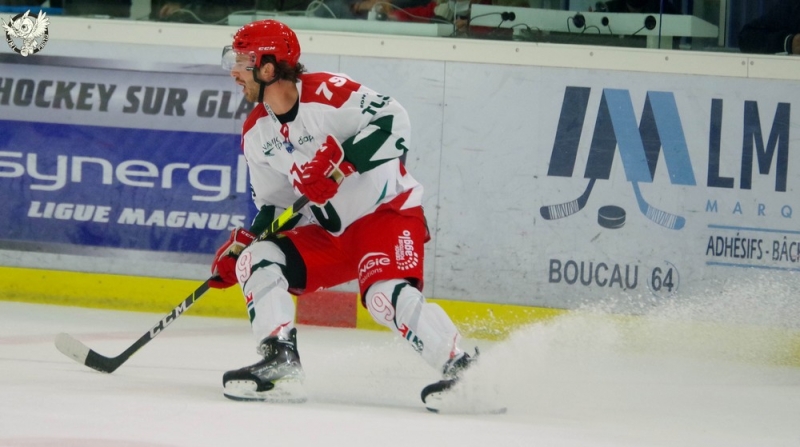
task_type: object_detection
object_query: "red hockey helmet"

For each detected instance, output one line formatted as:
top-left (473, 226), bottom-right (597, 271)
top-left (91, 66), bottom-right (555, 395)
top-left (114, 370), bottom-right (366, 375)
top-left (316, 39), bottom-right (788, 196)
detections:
top-left (222, 20), bottom-right (301, 71)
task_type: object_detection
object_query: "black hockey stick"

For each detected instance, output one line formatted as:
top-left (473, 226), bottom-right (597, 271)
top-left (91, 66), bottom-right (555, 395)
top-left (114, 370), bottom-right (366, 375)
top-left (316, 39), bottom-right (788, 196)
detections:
top-left (540, 177), bottom-right (596, 220)
top-left (55, 194), bottom-right (311, 374)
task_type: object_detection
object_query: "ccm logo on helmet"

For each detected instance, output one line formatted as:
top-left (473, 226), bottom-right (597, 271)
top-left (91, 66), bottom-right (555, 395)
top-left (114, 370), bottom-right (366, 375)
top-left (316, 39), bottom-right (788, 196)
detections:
top-left (358, 252), bottom-right (391, 283)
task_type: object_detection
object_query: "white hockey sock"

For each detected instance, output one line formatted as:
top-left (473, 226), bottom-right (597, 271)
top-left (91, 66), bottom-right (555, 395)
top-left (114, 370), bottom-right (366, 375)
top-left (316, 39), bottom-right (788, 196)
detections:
top-left (365, 279), bottom-right (463, 372)
top-left (239, 241), bottom-right (296, 344)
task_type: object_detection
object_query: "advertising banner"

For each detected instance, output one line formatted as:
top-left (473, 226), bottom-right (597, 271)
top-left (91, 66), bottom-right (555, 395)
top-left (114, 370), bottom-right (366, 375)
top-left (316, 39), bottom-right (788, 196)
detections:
top-left (2, 48), bottom-right (799, 313)
top-left (436, 63), bottom-right (800, 308)
top-left (0, 55), bottom-right (254, 256)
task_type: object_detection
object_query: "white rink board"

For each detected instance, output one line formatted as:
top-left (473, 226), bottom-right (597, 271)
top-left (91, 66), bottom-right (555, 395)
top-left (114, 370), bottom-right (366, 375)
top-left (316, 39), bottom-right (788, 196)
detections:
top-left (2, 19), bottom-right (800, 312)
top-left (436, 64), bottom-right (800, 307)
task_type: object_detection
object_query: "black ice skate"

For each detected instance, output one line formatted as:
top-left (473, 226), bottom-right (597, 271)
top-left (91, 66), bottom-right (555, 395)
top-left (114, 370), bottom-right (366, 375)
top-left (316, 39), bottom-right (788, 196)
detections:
top-left (421, 348), bottom-right (506, 414)
top-left (223, 328), bottom-right (306, 403)
top-left (420, 348), bottom-right (478, 412)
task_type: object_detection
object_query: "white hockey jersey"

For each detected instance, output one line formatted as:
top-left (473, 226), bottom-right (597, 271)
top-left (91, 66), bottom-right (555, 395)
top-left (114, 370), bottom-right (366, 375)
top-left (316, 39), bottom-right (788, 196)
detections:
top-left (241, 71), bottom-right (424, 236)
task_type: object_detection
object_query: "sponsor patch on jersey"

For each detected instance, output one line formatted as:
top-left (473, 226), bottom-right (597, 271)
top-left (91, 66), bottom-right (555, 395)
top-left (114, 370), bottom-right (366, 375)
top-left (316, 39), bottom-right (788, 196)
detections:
top-left (262, 138), bottom-right (280, 157)
top-left (395, 230), bottom-right (419, 271)
top-left (358, 251), bottom-right (391, 284)
top-left (297, 134), bottom-right (315, 146)
top-left (280, 123), bottom-right (295, 153)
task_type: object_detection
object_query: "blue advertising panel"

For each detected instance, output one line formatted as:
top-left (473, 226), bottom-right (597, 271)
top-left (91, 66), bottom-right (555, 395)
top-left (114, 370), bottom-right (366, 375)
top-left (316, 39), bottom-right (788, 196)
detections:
top-left (0, 54), bottom-right (255, 256)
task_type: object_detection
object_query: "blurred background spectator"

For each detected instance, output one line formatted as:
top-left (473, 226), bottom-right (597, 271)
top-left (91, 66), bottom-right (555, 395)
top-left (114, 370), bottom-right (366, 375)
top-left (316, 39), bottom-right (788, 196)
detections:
top-left (738, 0), bottom-right (800, 54)
top-left (151, 0), bottom-right (257, 22)
top-left (597, 0), bottom-right (676, 14)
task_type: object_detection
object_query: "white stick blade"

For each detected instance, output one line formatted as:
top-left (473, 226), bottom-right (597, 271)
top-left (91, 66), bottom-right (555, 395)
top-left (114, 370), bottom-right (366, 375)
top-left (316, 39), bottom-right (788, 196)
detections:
top-left (55, 333), bottom-right (90, 365)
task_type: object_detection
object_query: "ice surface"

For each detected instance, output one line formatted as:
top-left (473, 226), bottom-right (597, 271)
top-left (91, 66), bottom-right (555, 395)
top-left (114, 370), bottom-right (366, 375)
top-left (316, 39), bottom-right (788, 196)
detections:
top-left (1, 300), bottom-right (798, 447)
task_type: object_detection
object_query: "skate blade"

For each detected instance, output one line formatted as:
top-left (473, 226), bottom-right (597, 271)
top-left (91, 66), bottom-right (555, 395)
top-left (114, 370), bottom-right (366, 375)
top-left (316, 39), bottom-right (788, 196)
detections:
top-left (424, 390), bottom-right (507, 415)
top-left (223, 377), bottom-right (307, 403)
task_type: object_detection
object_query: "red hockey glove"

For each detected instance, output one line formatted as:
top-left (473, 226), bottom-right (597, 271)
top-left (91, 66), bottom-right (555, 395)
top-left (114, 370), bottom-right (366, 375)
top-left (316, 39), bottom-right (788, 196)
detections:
top-left (297, 135), bottom-right (356, 204)
top-left (209, 227), bottom-right (256, 289)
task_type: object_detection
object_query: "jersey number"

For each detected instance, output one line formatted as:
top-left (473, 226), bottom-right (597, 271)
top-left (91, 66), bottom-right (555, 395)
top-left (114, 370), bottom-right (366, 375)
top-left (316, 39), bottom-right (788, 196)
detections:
top-left (314, 76), bottom-right (348, 101)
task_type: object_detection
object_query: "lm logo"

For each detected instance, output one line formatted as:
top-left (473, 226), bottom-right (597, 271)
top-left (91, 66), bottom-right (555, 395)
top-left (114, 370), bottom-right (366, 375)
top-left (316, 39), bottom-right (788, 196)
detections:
top-left (542, 87), bottom-right (790, 230)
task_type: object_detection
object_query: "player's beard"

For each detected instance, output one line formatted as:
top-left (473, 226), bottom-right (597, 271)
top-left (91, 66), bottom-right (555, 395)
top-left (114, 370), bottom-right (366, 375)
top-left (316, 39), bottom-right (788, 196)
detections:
top-left (243, 82), bottom-right (259, 103)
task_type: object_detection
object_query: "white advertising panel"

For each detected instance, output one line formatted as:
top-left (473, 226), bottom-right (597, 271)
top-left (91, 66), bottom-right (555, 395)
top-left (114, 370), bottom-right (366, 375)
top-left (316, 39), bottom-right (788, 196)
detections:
top-left (435, 62), bottom-right (799, 309)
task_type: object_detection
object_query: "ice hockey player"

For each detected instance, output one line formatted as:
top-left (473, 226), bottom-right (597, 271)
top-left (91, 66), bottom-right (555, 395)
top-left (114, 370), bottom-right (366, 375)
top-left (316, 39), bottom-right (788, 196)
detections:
top-left (211, 19), bottom-right (475, 411)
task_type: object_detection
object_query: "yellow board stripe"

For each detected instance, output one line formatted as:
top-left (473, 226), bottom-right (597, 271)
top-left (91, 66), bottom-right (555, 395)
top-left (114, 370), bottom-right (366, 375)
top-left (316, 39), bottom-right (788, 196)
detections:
top-left (0, 266), bottom-right (244, 317)
top-left (2, 266), bottom-right (799, 366)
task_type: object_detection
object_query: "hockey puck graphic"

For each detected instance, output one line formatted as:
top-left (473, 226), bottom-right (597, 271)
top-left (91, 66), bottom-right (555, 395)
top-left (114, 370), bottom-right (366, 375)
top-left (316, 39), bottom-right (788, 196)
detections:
top-left (597, 205), bottom-right (626, 229)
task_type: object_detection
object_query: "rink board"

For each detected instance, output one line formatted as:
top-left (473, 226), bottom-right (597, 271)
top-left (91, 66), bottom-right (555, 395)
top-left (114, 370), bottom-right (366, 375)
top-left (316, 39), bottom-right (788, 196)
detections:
top-left (0, 55), bottom-right (254, 258)
top-left (1, 24), bottom-right (799, 350)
